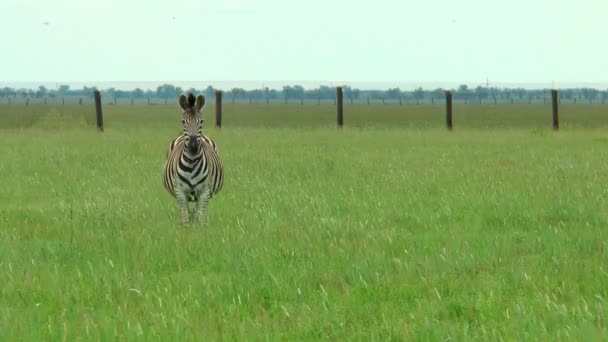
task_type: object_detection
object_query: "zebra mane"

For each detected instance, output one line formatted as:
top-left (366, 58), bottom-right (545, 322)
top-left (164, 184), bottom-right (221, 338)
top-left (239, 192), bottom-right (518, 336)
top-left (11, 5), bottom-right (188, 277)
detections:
top-left (182, 93), bottom-right (199, 117)
top-left (187, 93), bottom-right (196, 107)
top-left (180, 93), bottom-right (204, 121)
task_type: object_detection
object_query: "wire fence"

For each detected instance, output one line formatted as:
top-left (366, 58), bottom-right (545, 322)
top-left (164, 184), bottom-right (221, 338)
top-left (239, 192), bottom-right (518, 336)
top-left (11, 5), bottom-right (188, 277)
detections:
top-left (1, 81), bottom-right (608, 130)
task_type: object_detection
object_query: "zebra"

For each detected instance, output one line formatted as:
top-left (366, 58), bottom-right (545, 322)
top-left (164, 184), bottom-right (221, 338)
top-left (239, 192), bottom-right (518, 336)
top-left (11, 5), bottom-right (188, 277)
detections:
top-left (163, 93), bottom-right (224, 224)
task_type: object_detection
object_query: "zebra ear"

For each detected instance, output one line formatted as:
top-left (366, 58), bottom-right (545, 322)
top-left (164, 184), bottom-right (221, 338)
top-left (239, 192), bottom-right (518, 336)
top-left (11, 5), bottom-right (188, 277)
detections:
top-left (178, 94), bottom-right (189, 111)
top-left (195, 94), bottom-right (205, 112)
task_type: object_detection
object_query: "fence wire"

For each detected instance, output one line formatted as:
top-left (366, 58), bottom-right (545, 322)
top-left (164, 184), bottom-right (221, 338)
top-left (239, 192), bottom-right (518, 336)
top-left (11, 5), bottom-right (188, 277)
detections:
top-left (2, 82), bottom-right (608, 130)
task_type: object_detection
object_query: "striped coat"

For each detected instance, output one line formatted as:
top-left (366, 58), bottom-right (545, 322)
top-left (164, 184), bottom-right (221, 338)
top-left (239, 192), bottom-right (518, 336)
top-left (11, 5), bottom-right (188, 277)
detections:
top-left (162, 134), bottom-right (223, 201)
top-left (162, 93), bottom-right (224, 224)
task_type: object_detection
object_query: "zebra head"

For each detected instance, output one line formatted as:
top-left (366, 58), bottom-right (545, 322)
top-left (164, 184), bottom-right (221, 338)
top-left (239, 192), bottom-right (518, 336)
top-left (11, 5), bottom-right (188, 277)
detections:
top-left (178, 93), bottom-right (205, 155)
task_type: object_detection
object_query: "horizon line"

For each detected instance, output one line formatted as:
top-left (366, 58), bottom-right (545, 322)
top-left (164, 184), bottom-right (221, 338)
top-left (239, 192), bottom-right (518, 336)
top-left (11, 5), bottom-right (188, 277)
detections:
top-left (2, 80), bottom-right (608, 91)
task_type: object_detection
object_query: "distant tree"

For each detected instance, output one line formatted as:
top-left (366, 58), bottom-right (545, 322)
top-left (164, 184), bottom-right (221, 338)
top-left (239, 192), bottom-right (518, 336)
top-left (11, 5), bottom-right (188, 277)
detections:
top-left (561, 89), bottom-right (574, 101)
top-left (17, 88), bottom-right (28, 98)
top-left (292, 85), bottom-right (305, 100)
top-left (248, 88), bottom-right (264, 101)
top-left (0, 87), bottom-right (13, 97)
top-left (457, 84), bottom-right (471, 103)
top-left (279, 85), bottom-right (301, 101)
top-left (105, 88), bottom-right (117, 102)
top-left (318, 86), bottom-right (334, 100)
top-left (581, 88), bottom-right (599, 103)
top-left (58, 85), bottom-right (70, 96)
top-left (503, 88), bottom-right (514, 101)
top-left (268, 88), bottom-right (279, 100)
top-left (156, 84), bottom-right (178, 99)
top-left (231, 88), bottom-right (247, 100)
top-left (83, 86), bottom-right (95, 96)
top-left (432, 88), bottom-right (444, 100)
top-left (133, 88), bottom-right (144, 98)
top-left (204, 86), bottom-right (215, 99)
top-left (282, 85), bottom-right (292, 101)
top-left (413, 87), bottom-right (424, 104)
top-left (386, 88), bottom-right (401, 100)
top-left (489, 87), bottom-right (500, 104)
top-left (115, 90), bottom-right (131, 99)
top-left (36, 86), bottom-right (48, 98)
top-left (475, 86), bottom-right (488, 103)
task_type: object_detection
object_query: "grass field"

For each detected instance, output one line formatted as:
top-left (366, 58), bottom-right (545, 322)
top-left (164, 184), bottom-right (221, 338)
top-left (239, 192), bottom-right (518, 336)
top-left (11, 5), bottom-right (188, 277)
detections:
top-left (1, 103), bottom-right (608, 340)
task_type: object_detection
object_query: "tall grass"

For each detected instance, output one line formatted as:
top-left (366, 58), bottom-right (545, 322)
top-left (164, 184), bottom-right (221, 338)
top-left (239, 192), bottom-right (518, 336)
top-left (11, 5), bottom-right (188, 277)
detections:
top-left (1, 103), bottom-right (607, 339)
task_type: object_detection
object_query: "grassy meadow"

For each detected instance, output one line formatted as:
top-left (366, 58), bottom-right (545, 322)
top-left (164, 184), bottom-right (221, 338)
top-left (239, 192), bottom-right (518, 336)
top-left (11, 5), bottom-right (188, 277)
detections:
top-left (1, 102), bottom-right (608, 340)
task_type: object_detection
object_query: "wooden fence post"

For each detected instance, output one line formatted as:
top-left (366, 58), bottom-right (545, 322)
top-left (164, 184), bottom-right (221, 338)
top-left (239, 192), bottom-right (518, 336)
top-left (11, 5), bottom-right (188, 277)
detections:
top-left (445, 90), bottom-right (453, 130)
top-left (215, 90), bottom-right (222, 128)
top-left (93, 89), bottom-right (104, 132)
top-left (337, 86), bottom-right (344, 128)
top-left (552, 89), bottom-right (559, 130)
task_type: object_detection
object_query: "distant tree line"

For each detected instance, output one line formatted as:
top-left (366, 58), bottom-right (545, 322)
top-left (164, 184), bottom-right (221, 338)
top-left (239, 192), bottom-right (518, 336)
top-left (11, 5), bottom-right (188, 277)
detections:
top-left (2, 84), bottom-right (607, 103)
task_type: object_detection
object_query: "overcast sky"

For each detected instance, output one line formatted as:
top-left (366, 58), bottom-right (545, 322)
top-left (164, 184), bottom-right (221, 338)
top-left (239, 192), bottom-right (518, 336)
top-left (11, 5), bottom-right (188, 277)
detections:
top-left (1, 0), bottom-right (607, 89)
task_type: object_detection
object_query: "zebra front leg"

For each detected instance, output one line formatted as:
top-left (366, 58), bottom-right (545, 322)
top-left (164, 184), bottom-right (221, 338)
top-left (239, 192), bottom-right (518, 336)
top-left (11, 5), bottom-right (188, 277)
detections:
top-left (175, 191), bottom-right (190, 225)
top-left (194, 186), bottom-right (211, 225)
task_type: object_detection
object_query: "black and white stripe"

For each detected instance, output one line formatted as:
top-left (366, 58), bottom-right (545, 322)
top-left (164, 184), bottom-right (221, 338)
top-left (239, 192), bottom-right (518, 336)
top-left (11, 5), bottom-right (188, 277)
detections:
top-left (163, 93), bottom-right (224, 224)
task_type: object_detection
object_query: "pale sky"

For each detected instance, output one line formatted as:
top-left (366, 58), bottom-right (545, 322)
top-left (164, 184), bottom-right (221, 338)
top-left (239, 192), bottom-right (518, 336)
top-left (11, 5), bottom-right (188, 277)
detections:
top-left (1, 0), bottom-right (607, 90)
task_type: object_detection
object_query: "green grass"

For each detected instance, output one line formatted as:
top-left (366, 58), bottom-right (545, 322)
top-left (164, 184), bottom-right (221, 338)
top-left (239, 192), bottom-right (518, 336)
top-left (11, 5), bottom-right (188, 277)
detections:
top-left (1, 103), bottom-right (608, 340)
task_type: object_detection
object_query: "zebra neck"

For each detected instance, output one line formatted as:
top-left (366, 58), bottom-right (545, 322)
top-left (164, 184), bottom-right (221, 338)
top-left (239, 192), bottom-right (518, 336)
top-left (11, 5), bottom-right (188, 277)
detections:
top-left (181, 150), bottom-right (202, 164)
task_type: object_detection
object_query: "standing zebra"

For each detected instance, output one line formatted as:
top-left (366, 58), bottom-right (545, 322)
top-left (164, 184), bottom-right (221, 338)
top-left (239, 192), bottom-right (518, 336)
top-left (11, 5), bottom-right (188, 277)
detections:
top-left (163, 93), bottom-right (224, 224)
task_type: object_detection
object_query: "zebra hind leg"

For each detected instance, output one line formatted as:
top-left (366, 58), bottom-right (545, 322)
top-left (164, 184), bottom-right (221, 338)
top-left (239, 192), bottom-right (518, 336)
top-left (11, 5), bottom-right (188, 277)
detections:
top-left (194, 187), bottom-right (212, 225)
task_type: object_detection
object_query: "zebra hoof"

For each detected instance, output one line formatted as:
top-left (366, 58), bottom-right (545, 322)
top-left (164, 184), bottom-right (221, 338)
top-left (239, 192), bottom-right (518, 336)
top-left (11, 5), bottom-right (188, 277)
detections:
top-left (194, 216), bottom-right (208, 225)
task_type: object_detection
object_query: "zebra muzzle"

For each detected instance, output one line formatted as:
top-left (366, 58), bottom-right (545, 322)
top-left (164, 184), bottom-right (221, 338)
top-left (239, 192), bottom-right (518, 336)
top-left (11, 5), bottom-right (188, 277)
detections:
top-left (188, 138), bottom-right (200, 154)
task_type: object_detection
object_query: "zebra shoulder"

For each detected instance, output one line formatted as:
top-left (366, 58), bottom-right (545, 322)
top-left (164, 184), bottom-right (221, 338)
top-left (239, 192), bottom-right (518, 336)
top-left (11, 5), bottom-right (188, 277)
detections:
top-left (165, 136), bottom-right (184, 158)
top-left (201, 135), bottom-right (219, 152)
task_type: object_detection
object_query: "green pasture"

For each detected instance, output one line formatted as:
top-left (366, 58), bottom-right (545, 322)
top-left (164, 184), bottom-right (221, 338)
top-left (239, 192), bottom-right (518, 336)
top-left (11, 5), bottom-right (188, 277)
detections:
top-left (1, 103), bottom-right (608, 340)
